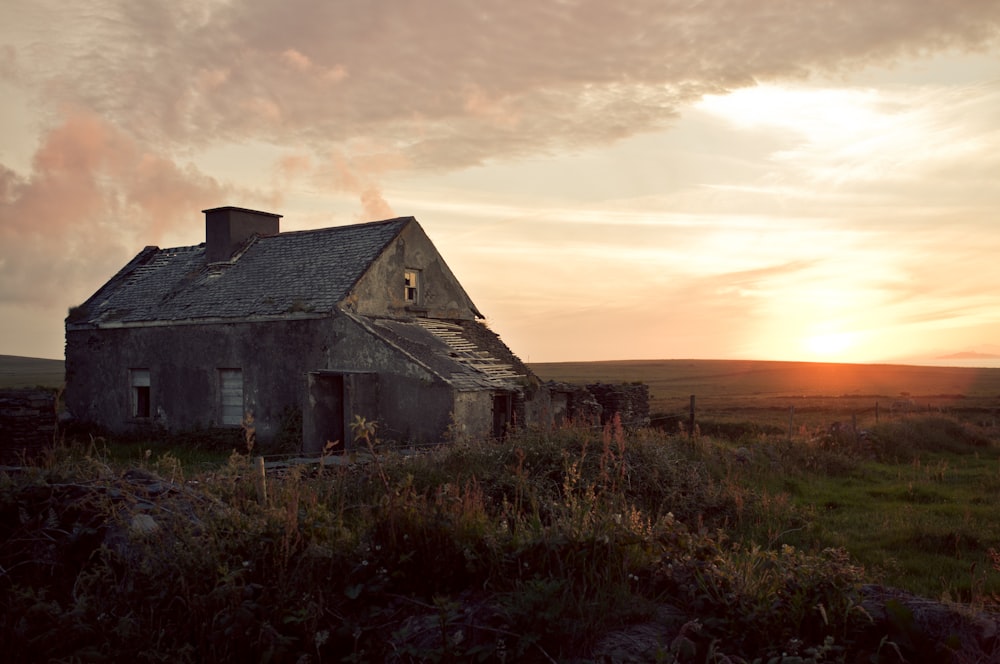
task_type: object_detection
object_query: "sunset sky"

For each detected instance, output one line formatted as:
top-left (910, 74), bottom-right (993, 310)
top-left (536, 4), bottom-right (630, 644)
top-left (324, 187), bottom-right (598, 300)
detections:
top-left (2, 1), bottom-right (999, 363)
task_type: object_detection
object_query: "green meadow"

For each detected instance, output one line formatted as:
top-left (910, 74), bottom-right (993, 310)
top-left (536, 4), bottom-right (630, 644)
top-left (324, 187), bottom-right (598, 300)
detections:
top-left (3, 356), bottom-right (1000, 660)
top-left (0, 354), bottom-right (64, 389)
top-left (533, 359), bottom-right (1000, 600)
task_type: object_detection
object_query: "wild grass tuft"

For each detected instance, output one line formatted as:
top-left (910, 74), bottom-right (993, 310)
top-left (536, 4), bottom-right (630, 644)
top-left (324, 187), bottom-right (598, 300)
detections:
top-left (2, 414), bottom-right (998, 661)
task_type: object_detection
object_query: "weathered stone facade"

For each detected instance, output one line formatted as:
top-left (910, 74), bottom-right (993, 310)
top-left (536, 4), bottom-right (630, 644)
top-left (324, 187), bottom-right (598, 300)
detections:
top-left (65, 208), bottom-right (547, 452)
top-left (0, 389), bottom-right (56, 464)
top-left (586, 383), bottom-right (651, 429)
top-left (543, 382), bottom-right (650, 429)
top-left (546, 382), bottom-right (603, 426)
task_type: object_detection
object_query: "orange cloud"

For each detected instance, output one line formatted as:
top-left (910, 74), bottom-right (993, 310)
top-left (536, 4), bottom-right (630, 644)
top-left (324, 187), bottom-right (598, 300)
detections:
top-left (0, 109), bottom-right (248, 309)
top-left (359, 187), bottom-right (394, 221)
top-left (281, 48), bottom-right (312, 71)
top-left (319, 147), bottom-right (410, 220)
top-left (276, 153), bottom-right (314, 180)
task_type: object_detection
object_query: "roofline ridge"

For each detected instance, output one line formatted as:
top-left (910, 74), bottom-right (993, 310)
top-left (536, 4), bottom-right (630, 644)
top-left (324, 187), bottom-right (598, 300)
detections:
top-left (158, 243), bottom-right (204, 253)
top-left (266, 216), bottom-right (413, 238)
top-left (125, 216), bottom-right (414, 250)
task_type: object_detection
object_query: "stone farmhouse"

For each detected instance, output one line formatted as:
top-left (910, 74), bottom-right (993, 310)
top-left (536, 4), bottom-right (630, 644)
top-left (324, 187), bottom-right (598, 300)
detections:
top-left (64, 206), bottom-right (549, 452)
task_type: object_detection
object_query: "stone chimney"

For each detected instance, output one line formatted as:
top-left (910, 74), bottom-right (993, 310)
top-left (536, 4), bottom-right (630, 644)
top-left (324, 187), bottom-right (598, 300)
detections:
top-left (204, 206), bottom-right (282, 262)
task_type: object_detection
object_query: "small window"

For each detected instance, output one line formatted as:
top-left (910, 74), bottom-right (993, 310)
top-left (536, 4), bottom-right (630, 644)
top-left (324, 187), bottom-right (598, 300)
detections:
top-left (130, 369), bottom-right (151, 418)
top-left (219, 368), bottom-right (244, 426)
top-left (404, 269), bottom-right (420, 303)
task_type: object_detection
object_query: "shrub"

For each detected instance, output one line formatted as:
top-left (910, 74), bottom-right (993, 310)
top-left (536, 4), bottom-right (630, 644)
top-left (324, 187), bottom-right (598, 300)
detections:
top-left (869, 416), bottom-right (993, 460)
top-left (5, 418), bottom-right (995, 661)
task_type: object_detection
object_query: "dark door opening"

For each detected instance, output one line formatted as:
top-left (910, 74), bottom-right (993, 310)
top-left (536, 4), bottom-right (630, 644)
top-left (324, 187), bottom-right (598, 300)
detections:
top-left (308, 374), bottom-right (344, 454)
top-left (492, 392), bottom-right (512, 439)
top-left (304, 371), bottom-right (379, 455)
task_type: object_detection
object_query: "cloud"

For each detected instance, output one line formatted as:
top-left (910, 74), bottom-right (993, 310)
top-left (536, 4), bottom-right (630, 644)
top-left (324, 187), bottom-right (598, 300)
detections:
top-left (687, 79), bottom-right (1000, 264)
top-left (2, 0), bottom-right (999, 360)
top-left (0, 109), bottom-right (258, 309)
top-left (9, 0), bottom-right (997, 173)
top-left (6, 1), bottom-right (998, 226)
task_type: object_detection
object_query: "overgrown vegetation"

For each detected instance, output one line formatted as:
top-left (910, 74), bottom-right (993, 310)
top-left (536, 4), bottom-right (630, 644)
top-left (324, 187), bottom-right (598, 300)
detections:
top-left (3, 416), bottom-right (1000, 662)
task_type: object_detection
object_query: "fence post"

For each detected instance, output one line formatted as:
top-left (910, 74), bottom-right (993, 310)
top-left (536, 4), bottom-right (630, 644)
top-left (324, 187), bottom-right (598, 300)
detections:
top-left (689, 395), bottom-right (696, 440)
top-left (254, 455), bottom-right (268, 504)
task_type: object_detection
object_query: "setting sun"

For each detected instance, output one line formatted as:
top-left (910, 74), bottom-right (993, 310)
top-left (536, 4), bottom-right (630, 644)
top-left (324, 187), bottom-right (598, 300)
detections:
top-left (2, 2), bottom-right (1000, 364)
top-left (804, 331), bottom-right (857, 359)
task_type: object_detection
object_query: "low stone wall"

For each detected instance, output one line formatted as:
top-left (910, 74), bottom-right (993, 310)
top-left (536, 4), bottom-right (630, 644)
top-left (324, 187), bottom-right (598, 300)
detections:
top-left (586, 383), bottom-right (650, 429)
top-left (0, 389), bottom-right (57, 464)
top-left (546, 381), bottom-right (651, 429)
top-left (546, 382), bottom-right (603, 426)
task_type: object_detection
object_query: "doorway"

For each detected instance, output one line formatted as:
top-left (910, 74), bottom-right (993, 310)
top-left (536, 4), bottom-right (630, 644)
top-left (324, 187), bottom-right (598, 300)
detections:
top-left (492, 392), bottom-right (512, 439)
top-left (304, 371), bottom-right (378, 454)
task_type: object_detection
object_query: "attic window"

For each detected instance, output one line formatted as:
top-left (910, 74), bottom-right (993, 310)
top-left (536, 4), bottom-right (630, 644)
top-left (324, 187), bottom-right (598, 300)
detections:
top-left (404, 269), bottom-right (420, 303)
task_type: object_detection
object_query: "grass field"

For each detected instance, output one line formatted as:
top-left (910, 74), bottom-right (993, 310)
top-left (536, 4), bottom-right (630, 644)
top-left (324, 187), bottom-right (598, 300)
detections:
top-left (531, 359), bottom-right (1000, 600)
top-left (4, 356), bottom-right (1000, 658)
top-left (531, 358), bottom-right (1000, 431)
top-left (0, 354), bottom-right (64, 389)
top-left (530, 358), bottom-right (1000, 400)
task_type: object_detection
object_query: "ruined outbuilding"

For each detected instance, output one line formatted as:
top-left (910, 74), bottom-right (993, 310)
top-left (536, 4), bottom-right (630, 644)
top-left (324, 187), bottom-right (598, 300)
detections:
top-left (65, 207), bottom-right (547, 452)
top-left (0, 389), bottom-right (57, 464)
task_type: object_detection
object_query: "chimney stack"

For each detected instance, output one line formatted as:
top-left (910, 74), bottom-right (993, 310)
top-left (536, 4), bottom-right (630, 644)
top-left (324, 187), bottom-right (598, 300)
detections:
top-left (204, 206), bottom-right (282, 262)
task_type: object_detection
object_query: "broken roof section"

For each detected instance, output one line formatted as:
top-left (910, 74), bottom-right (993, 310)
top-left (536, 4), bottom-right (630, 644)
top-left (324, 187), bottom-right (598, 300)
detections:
top-left (362, 317), bottom-right (529, 391)
top-left (69, 217), bottom-right (411, 327)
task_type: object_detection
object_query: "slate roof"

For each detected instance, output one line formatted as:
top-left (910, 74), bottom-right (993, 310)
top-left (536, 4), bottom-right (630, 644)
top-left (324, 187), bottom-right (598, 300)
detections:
top-left (362, 317), bottom-right (528, 391)
top-left (70, 218), bottom-right (411, 327)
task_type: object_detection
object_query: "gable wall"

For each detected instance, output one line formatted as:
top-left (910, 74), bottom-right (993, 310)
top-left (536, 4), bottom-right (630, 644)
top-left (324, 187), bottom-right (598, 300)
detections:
top-left (307, 316), bottom-right (458, 450)
top-left (347, 221), bottom-right (479, 320)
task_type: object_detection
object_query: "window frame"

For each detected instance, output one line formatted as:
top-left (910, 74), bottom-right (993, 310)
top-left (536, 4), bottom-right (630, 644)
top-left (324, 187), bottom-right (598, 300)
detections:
top-left (404, 268), bottom-right (421, 304)
top-left (219, 368), bottom-right (245, 427)
top-left (129, 368), bottom-right (151, 419)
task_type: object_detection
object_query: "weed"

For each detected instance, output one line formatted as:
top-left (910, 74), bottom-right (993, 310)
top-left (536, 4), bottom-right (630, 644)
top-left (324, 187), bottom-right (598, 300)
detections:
top-left (3, 415), bottom-right (999, 661)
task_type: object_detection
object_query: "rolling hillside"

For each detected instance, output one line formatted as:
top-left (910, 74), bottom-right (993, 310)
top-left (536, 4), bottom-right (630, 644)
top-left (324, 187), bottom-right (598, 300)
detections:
top-left (0, 355), bottom-right (64, 389)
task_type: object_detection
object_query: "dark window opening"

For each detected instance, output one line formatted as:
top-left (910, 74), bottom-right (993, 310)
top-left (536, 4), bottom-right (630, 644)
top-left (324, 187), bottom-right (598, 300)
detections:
top-left (130, 369), bottom-right (151, 418)
top-left (404, 269), bottom-right (419, 303)
top-left (134, 386), bottom-right (150, 418)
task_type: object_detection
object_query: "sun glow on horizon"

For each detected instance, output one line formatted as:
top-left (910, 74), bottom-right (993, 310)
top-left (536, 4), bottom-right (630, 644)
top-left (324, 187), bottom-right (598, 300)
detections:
top-left (801, 330), bottom-right (861, 361)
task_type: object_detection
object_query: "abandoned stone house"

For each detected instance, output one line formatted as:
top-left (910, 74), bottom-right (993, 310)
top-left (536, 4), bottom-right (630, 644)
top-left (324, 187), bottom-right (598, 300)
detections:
top-left (64, 206), bottom-right (549, 452)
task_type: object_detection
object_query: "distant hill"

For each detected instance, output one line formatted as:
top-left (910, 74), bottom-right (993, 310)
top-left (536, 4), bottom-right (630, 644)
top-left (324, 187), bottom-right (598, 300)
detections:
top-left (937, 351), bottom-right (1000, 360)
top-left (530, 358), bottom-right (1000, 410)
top-left (0, 355), bottom-right (65, 389)
top-left (7, 354), bottom-right (1000, 400)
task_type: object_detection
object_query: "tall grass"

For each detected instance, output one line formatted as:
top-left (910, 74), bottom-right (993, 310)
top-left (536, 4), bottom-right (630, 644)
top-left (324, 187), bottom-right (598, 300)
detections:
top-left (2, 415), bottom-right (996, 661)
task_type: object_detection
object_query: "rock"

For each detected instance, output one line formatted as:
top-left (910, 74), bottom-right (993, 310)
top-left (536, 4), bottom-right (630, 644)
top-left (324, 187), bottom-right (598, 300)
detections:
top-left (129, 513), bottom-right (160, 536)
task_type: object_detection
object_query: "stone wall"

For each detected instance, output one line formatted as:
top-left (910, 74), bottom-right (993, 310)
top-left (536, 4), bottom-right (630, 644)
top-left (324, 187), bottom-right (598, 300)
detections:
top-left (546, 382), bottom-right (603, 426)
top-left (545, 382), bottom-right (651, 429)
top-left (0, 389), bottom-right (57, 464)
top-left (586, 383), bottom-right (650, 429)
